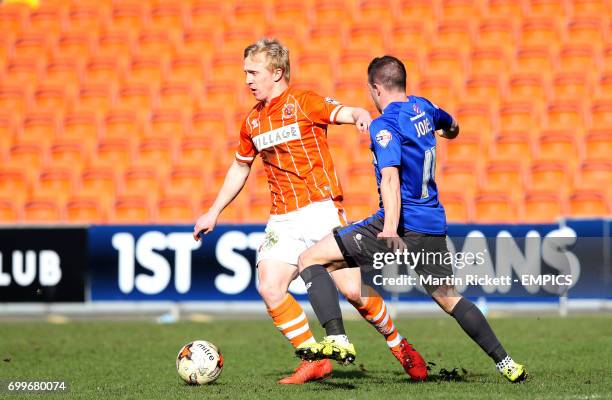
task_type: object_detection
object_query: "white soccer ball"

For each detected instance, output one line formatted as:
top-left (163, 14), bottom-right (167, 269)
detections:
top-left (176, 340), bottom-right (224, 385)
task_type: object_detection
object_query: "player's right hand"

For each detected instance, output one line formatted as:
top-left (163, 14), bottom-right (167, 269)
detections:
top-left (193, 210), bottom-right (219, 241)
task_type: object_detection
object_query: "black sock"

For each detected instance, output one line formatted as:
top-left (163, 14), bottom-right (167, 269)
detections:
top-left (299, 264), bottom-right (345, 335)
top-left (451, 297), bottom-right (508, 363)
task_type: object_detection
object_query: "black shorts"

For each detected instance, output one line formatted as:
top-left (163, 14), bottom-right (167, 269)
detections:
top-left (333, 216), bottom-right (453, 280)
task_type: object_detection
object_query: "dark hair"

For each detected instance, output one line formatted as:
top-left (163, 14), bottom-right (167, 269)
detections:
top-left (367, 55), bottom-right (407, 92)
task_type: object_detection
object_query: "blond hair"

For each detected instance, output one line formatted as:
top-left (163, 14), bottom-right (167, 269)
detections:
top-left (244, 38), bottom-right (291, 83)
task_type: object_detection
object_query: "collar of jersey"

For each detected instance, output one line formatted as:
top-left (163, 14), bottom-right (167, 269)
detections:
top-left (264, 87), bottom-right (290, 110)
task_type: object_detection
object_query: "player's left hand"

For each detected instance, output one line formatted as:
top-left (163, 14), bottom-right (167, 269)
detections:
top-left (377, 230), bottom-right (406, 252)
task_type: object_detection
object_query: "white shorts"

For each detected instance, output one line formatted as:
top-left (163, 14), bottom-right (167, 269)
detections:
top-left (256, 199), bottom-right (346, 266)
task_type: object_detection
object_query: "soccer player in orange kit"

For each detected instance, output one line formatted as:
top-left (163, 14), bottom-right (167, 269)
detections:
top-left (193, 39), bottom-right (427, 384)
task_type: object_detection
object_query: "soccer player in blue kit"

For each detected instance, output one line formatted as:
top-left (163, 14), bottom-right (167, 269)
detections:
top-left (294, 56), bottom-right (527, 383)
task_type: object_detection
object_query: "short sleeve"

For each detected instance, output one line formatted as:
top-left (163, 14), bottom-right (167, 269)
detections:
top-left (301, 91), bottom-right (345, 125)
top-left (418, 97), bottom-right (453, 131)
top-left (235, 117), bottom-right (258, 164)
top-left (370, 120), bottom-right (401, 169)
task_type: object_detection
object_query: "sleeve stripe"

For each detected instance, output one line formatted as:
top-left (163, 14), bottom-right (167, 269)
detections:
top-left (329, 105), bottom-right (344, 124)
top-left (235, 152), bottom-right (255, 161)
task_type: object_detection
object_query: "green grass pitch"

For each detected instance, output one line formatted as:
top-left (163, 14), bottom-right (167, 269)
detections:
top-left (1, 315), bottom-right (610, 399)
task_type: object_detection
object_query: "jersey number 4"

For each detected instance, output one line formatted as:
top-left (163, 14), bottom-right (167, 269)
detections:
top-left (421, 147), bottom-right (436, 198)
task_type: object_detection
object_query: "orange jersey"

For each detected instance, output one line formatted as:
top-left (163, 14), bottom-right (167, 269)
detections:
top-left (235, 87), bottom-right (346, 215)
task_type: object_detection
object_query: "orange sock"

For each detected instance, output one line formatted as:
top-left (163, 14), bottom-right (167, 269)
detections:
top-left (357, 288), bottom-right (404, 350)
top-left (267, 294), bottom-right (316, 348)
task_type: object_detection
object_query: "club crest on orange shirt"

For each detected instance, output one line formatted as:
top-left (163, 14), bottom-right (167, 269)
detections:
top-left (282, 103), bottom-right (295, 118)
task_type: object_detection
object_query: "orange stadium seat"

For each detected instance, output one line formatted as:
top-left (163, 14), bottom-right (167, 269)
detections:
top-left (572, 0), bottom-right (608, 16)
top-left (590, 100), bottom-right (612, 129)
top-left (246, 163), bottom-right (270, 198)
top-left (473, 191), bottom-right (517, 223)
top-left (439, 191), bottom-right (471, 222)
top-left (546, 101), bottom-right (584, 132)
top-left (272, 0), bottom-right (310, 27)
top-left (180, 29), bottom-right (218, 63)
top-left (529, 161), bottom-right (571, 192)
top-left (307, 23), bottom-right (345, 55)
top-left (149, 3), bottom-right (185, 34)
top-left (165, 165), bottom-right (207, 202)
top-left (104, 109), bottom-right (142, 139)
top-left (150, 109), bottom-right (186, 137)
top-left (0, 85), bottom-right (28, 116)
top-left (110, 2), bottom-right (146, 29)
top-left (76, 84), bottom-right (115, 113)
top-left (418, 75), bottom-right (457, 107)
top-left (231, 1), bottom-right (268, 26)
top-left (44, 59), bottom-right (82, 92)
top-left (344, 194), bottom-right (377, 222)
top-left (36, 167), bottom-right (75, 205)
top-left (263, 25), bottom-right (302, 54)
top-left (439, 162), bottom-right (479, 196)
top-left (0, 114), bottom-right (15, 154)
top-left (389, 21), bottom-right (430, 53)
top-left (0, 7), bottom-right (25, 33)
top-left (537, 131), bottom-right (578, 164)
top-left (0, 168), bottom-right (28, 207)
top-left (492, 131), bottom-right (532, 161)
top-left (578, 161), bottom-right (612, 190)
top-left (84, 57), bottom-right (121, 86)
top-left (93, 138), bottom-right (133, 172)
top-left (425, 47), bottom-right (465, 76)
top-left (117, 83), bottom-right (152, 110)
top-left (347, 24), bottom-right (385, 53)
top-left (557, 45), bottom-right (596, 74)
top-left (566, 17), bottom-right (604, 46)
top-left (12, 33), bottom-right (48, 59)
top-left (136, 29), bottom-right (175, 58)
top-left (0, 198), bottom-right (20, 222)
top-left (55, 31), bottom-right (93, 59)
top-left (49, 140), bottom-right (88, 173)
top-left (189, 1), bottom-right (225, 29)
top-left (584, 130), bottom-right (612, 162)
top-left (20, 112), bottom-right (57, 146)
top-left (120, 167), bottom-right (160, 200)
top-left (464, 74), bottom-right (502, 103)
top-left (596, 73), bottom-right (612, 100)
top-left (527, 0), bottom-right (567, 16)
top-left (179, 137), bottom-right (216, 169)
top-left (441, 0), bottom-right (481, 18)
top-left (28, 6), bottom-right (63, 34)
top-left (135, 138), bottom-right (175, 175)
top-left (62, 112), bottom-right (99, 151)
top-left (4, 58), bottom-right (41, 89)
top-left (520, 17), bottom-right (559, 47)
top-left (112, 195), bottom-right (151, 223)
top-left (66, 195), bottom-right (105, 223)
top-left (345, 163), bottom-right (377, 197)
top-left (221, 28), bottom-right (258, 54)
top-left (23, 198), bottom-right (62, 222)
top-left (444, 134), bottom-right (483, 164)
top-left (469, 46), bottom-right (509, 77)
top-left (476, 19), bottom-right (515, 47)
top-left (190, 109), bottom-right (226, 139)
top-left (66, 4), bottom-right (104, 32)
top-left (397, 0), bottom-right (437, 21)
top-left (127, 56), bottom-right (165, 86)
top-left (522, 191), bottom-right (564, 223)
top-left (204, 82), bottom-right (239, 109)
top-left (568, 191), bottom-right (609, 217)
top-left (482, 161), bottom-right (524, 197)
top-left (455, 103), bottom-right (492, 132)
top-left (552, 73), bottom-right (588, 99)
top-left (211, 53), bottom-right (244, 82)
top-left (358, 0), bottom-right (394, 21)
top-left (296, 51), bottom-right (334, 83)
top-left (243, 195), bottom-right (270, 223)
top-left (79, 167), bottom-right (117, 209)
top-left (312, 0), bottom-right (348, 25)
top-left (338, 50), bottom-right (373, 80)
top-left (334, 79), bottom-right (371, 112)
top-left (514, 46), bottom-right (553, 74)
top-left (436, 20), bottom-right (473, 51)
top-left (499, 102), bottom-right (538, 132)
top-left (33, 84), bottom-right (69, 113)
top-left (507, 73), bottom-right (547, 103)
top-left (169, 53), bottom-right (205, 84)
top-left (157, 196), bottom-right (194, 223)
top-left (96, 30), bottom-right (134, 63)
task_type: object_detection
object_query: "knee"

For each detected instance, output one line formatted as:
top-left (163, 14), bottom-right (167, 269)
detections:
top-left (338, 284), bottom-right (363, 306)
top-left (433, 291), bottom-right (461, 314)
top-left (297, 251), bottom-right (313, 273)
top-left (257, 282), bottom-right (285, 306)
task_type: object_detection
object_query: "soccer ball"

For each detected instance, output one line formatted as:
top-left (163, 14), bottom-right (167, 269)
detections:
top-left (176, 340), bottom-right (224, 385)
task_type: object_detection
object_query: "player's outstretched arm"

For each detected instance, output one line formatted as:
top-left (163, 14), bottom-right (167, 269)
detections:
top-left (193, 160), bottom-right (251, 240)
top-left (377, 166), bottom-right (404, 250)
top-left (334, 106), bottom-right (372, 133)
top-left (437, 119), bottom-right (460, 140)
